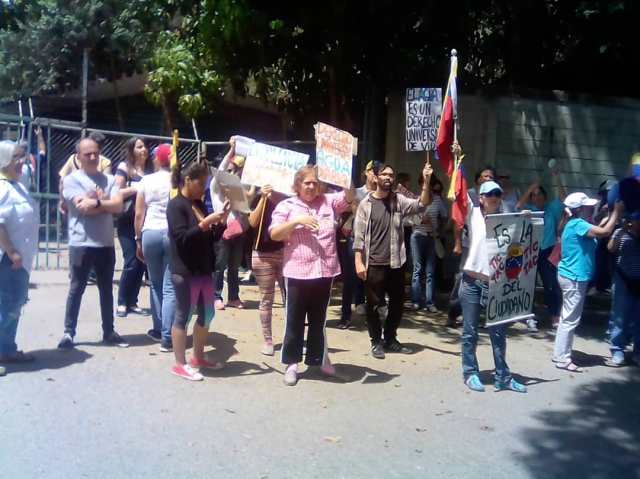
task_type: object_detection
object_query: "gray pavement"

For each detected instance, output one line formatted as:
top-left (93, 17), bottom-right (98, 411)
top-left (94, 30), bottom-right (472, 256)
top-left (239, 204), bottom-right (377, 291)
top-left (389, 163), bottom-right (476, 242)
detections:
top-left (1, 269), bottom-right (639, 479)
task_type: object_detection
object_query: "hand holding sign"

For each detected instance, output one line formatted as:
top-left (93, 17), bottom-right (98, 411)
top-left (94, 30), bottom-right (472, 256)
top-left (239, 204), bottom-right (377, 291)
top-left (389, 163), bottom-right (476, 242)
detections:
top-left (261, 184), bottom-right (274, 199)
top-left (422, 162), bottom-right (434, 183)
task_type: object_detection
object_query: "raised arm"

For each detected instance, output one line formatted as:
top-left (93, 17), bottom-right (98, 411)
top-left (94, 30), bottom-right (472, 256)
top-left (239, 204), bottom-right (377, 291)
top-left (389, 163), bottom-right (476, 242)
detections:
top-left (516, 182), bottom-right (538, 211)
top-left (587, 201), bottom-right (623, 238)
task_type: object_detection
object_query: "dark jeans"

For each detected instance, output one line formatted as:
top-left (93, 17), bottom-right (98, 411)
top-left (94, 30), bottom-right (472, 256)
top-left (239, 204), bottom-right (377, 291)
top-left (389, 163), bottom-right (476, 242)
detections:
top-left (117, 227), bottom-right (145, 308)
top-left (609, 272), bottom-right (640, 355)
top-left (337, 237), bottom-right (365, 321)
top-left (448, 247), bottom-right (469, 319)
top-left (594, 238), bottom-right (613, 291)
top-left (459, 274), bottom-right (511, 383)
top-left (64, 246), bottom-right (116, 337)
top-left (282, 277), bottom-right (332, 366)
top-left (410, 232), bottom-right (436, 306)
top-left (214, 236), bottom-right (244, 301)
top-left (538, 246), bottom-right (562, 317)
top-left (364, 265), bottom-right (405, 344)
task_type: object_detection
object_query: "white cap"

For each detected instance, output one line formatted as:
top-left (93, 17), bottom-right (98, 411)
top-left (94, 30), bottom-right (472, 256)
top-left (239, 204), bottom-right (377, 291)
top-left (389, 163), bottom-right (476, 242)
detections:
top-left (564, 192), bottom-right (598, 209)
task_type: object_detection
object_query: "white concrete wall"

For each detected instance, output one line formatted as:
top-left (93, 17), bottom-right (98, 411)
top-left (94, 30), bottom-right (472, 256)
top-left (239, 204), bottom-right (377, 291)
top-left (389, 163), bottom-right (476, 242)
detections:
top-left (385, 91), bottom-right (640, 197)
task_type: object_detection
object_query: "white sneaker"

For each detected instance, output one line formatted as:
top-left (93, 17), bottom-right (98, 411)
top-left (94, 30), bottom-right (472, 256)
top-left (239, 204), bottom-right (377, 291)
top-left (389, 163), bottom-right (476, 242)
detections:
top-left (283, 364), bottom-right (298, 386)
top-left (526, 318), bottom-right (538, 332)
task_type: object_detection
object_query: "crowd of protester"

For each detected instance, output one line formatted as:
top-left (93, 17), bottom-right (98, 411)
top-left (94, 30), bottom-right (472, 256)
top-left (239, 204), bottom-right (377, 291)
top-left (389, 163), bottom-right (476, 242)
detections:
top-left (1, 136), bottom-right (638, 386)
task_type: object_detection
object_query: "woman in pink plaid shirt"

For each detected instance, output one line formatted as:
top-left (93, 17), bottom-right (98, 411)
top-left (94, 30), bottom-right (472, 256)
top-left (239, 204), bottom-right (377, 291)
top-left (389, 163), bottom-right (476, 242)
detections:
top-left (270, 165), bottom-right (354, 386)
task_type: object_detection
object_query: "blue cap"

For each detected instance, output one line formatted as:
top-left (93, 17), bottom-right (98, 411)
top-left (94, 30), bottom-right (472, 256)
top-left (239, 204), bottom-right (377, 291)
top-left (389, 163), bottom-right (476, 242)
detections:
top-left (479, 180), bottom-right (503, 195)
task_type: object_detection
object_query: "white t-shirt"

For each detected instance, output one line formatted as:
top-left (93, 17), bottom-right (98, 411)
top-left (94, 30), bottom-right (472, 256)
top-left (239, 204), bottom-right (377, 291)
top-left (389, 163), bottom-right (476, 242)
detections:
top-left (462, 206), bottom-right (491, 280)
top-left (137, 170), bottom-right (171, 232)
top-left (0, 178), bottom-right (38, 272)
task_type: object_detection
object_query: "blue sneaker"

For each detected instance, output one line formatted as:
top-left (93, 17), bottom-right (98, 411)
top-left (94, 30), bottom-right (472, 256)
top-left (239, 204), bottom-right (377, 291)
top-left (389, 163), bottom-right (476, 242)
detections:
top-left (495, 378), bottom-right (527, 393)
top-left (465, 374), bottom-right (485, 392)
top-left (611, 351), bottom-right (625, 366)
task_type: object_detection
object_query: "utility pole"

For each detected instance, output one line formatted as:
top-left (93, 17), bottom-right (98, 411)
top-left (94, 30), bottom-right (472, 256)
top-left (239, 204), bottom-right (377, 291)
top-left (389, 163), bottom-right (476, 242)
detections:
top-left (81, 48), bottom-right (89, 135)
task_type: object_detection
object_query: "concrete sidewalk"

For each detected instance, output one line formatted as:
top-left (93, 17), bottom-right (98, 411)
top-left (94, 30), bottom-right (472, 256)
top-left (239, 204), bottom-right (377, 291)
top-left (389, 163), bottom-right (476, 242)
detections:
top-left (1, 269), bottom-right (639, 479)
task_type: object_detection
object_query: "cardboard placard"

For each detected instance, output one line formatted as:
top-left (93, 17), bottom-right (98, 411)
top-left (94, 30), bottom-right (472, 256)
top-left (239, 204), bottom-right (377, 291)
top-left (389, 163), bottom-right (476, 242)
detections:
top-left (315, 122), bottom-right (354, 189)
top-left (485, 212), bottom-right (544, 327)
top-left (405, 87), bottom-right (442, 152)
top-left (241, 142), bottom-right (309, 195)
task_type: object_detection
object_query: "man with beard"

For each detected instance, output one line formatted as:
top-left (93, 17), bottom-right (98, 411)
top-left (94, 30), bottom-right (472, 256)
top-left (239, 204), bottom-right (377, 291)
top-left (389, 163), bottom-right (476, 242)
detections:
top-left (353, 161), bottom-right (433, 358)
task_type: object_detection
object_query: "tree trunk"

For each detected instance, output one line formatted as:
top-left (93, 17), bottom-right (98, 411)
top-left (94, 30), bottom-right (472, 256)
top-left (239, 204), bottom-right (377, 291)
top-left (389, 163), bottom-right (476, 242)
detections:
top-left (328, 66), bottom-right (339, 126)
top-left (160, 98), bottom-right (174, 136)
top-left (109, 57), bottom-right (125, 131)
top-left (360, 83), bottom-right (386, 174)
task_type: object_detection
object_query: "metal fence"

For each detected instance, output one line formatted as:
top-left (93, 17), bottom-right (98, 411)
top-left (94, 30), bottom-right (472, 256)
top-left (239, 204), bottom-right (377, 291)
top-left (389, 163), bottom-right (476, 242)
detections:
top-left (1, 113), bottom-right (317, 270)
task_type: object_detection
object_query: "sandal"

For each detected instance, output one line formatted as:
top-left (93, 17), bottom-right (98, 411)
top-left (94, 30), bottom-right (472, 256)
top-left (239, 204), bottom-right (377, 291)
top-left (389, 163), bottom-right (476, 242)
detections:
top-left (0, 351), bottom-right (35, 363)
top-left (556, 362), bottom-right (582, 372)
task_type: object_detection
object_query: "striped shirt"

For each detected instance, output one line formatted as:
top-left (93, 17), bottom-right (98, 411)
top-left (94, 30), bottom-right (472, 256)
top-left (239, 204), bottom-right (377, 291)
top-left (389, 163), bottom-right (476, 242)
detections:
top-left (412, 195), bottom-right (448, 235)
top-left (269, 191), bottom-right (349, 279)
top-left (611, 227), bottom-right (640, 280)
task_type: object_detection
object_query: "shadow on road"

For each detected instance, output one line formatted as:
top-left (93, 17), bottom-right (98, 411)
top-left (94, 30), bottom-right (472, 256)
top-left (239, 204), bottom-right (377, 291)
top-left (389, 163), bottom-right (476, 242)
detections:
top-left (2, 348), bottom-right (92, 374)
top-left (517, 368), bottom-right (640, 478)
top-left (301, 363), bottom-right (400, 385)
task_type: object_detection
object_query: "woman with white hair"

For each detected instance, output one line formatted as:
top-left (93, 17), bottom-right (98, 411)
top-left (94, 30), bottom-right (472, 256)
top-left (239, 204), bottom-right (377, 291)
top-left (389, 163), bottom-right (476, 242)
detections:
top-left (552, 192), bottom-right (623, 372)
top-left (0, 141), bottom-right (39, 370)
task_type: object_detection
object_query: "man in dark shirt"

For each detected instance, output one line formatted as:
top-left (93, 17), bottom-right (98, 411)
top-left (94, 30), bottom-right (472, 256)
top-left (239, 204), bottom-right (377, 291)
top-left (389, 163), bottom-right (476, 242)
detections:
top-left (353, 161), bottom-right (433, 359)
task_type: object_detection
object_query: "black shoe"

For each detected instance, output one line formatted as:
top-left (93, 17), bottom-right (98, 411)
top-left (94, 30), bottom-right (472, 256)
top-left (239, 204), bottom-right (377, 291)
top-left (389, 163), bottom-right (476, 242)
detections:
top-left (336, 319), bottom-right (351, 330)
top-left (446, 310), bottom-right (459, 327)
top-left (159, 341), bottom-right (173, 353)
top-left (384, 340), bottom-right (413, 354)
top-left (128, 305), bottom-right (146, 315)
top-left (57, 333), bottom-right (75, 349)
top-left (371, 342), bottom-right (385, 359)
top-left (146, 329), bottom-right (162, 342)
top-left (103, 331), bottom-right (129, 348)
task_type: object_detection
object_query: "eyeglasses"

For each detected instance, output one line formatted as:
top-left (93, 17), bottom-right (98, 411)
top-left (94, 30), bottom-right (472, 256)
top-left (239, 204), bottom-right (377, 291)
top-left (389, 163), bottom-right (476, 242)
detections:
top-left (483, 190), bottom-right (502, 198)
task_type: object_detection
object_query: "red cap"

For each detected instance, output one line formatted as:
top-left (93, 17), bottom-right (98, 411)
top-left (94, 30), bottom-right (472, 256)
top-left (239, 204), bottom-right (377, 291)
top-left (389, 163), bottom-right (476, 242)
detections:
top-left (155, 143), bottom-right (172, 168)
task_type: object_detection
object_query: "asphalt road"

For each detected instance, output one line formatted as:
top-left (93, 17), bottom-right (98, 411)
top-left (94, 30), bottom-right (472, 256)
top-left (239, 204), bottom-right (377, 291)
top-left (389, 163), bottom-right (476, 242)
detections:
top-left (1, 269), bottom-right (639, 479)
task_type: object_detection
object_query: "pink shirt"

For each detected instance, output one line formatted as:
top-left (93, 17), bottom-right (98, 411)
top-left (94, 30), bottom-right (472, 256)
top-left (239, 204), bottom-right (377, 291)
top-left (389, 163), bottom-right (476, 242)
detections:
top-left (269, 191), bottom-right (349, 279)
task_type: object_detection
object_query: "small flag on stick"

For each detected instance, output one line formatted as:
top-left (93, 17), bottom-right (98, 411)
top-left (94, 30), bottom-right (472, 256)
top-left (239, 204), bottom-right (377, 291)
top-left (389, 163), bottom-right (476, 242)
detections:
top-left (170, 130), bottom-right (179, 199)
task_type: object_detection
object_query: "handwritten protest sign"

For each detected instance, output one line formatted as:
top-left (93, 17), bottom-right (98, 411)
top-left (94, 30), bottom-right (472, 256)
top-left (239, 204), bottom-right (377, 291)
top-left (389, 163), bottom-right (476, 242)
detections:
top-left (315, 122), bottom-right (354, 189)
top-left (241, 142), bottom-right (309, 195)
top-left (405, 88), bottom-right (442, 152)
top-left (234, 135), bottom-right (255, 158)
top-left (485, 212), bottom-right (544, 327)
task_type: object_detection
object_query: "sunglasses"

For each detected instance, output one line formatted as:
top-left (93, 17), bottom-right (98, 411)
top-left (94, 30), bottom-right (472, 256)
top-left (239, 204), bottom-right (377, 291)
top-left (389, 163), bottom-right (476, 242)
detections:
top-left (483, 190), bottom-right (502, 198)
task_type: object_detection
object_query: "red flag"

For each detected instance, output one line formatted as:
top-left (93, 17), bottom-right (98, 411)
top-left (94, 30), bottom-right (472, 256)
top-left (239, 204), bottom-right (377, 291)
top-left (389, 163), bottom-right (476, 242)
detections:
top-left (450, 160), bottom-right (468, 229)
top-left (436, 52), bottom-right (458, 177)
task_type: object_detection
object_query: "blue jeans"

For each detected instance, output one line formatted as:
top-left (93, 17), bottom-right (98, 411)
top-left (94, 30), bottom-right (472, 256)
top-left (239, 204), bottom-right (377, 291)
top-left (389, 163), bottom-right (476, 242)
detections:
top-left (538, 246), bottom-right (562, 316)
top-left (0, 255), bottom-right (29, 355)
top-left (460, 274), bottom-right (511, 383)
top-left (337, 237), bottom-right (365, 321)
top-left (117, 226), bottom-right (145, 308)
top-left (609, 272), bottom-right (640, 355)
top-left (214, 236), bottom-right (244, 301)
top-left (142, 229), bottom-right (176, 343)
top-left (410, 232), bottom-right (436, 306)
